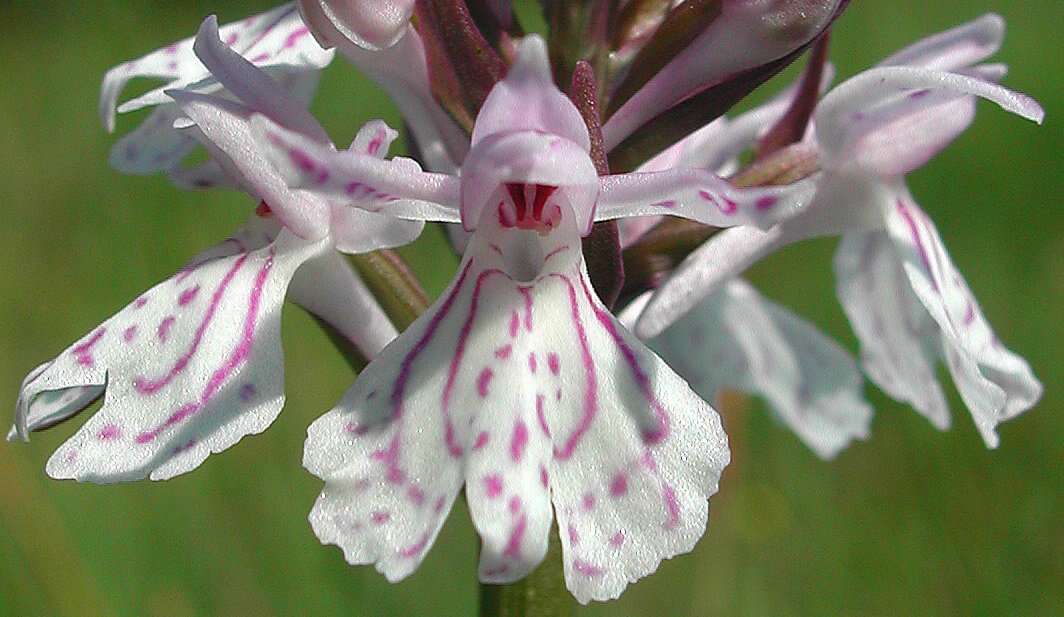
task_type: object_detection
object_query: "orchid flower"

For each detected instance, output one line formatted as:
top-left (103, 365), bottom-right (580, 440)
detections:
top-left (636, 15), bottom-right (1044, 447)
top-left (101, 3), bottom-right (334, 189)
top-left (253, 34), bottom-right (815, 602)
top-left (616, 85), bottom-right (870, 461)
top-left (9, 17), bottom-right (423, 483)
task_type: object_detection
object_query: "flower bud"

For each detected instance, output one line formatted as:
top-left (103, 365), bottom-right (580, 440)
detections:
top-left (297, 0), bottom-right (415, 50)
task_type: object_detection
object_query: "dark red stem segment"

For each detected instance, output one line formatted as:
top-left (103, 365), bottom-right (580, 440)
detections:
top-left (570, 60), bottom-right (624, 309)
top-left (756, 31), bottom-right (831, 159)
top-left (414, 0), bottom-right (507, 132)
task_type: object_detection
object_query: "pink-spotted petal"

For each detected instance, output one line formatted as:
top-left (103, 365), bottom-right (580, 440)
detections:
top-left (815, 66), bottom-right (1043, 170)
top-left (628, 281), bottom-right (871, 460)
top-left (471, 35), bottom-right (590, 151)
top-left (297, 0), bottom-right (415, 51)
top-left (303, 260), bottom-right (487, 582)
top-left (252, 115), bottom-right (462, 222)
top-left (597, 168), bottom-right (814, 230)
top-left (878, 13), bottom-right (1004, 71)
top-left (102, 5), bottom-right (333, 188)
top-left (834, 230), bottom-right (951, 430)
top-left (104, 4), bottom-right (331, 123)
top-left (16, 222), bottom-right (327, 482)
top-left (880, 196), bottom-right (1042, 447)
top-left (116, 6), bottom-right (333, 115)
top-left (543, 266), bottom-right (728, 604)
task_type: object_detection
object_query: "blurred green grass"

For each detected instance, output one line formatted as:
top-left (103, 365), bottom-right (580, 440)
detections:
top-left (1, 1), bottom-right (1061, 616)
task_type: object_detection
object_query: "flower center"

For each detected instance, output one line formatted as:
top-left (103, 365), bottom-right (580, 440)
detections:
top-left (497, 183), bottom-right (563, 235)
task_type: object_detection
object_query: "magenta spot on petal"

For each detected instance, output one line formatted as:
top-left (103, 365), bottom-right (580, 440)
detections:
top-left (663, 485), bottom-right (680, 529)
top-left (755, 195), bottom-right (778, 211)
top-left (528, 352), bottom-right (537, 374)
top-left (407, 485), bottom-right (425, 506)
top-left (96, 424), bottom-right (121, 441)
top-left (509, 311), bottom-right (520, 338)
top-left (434, 495), bottom-right (447, 514)
top-left (476, 368), bottom-right (494, 398)
top-left (573, 558), bottom-right (603, 577)
top-left (288, 148), bottom-right (329, 184)
top-left (508, 495), bottom-right (522, 514)
top-left (609, 473), bottom-right (628, 497)
top-left (510, 420), bottom-right (529, 463)
top-left (386, 466), bottom-right (407, 484)
top-left (225, 33), bottom-right (238, 45)
top-left (367, 130), bottom-right (384, 155)
top-left (909, 88), bottom-right (931, 99)
top-left (73, 328), bottom-right (106, 367)
top-left (473, 431), bottom-right (491, 450)
top-left (609, 531), bottom-right (625, 547)
top-left (484, 474), bottom-right (503, 498)
top-left (134, 296), bottom-right (149, 309)
top-left (251, 52), bottom-right (270, 63)
top-left (371, 511), bottom-right (391, 525)
top-left (568, 525), bottom-right (580, 545)
top-left (539, 464), bottom-right (549, 488)
top-left (178, 285), bottom-right (200, 306)
top-left (344, 181), bottom-right (362, 195)
top-left (123, 325), bottom-right (138, 343)
top-left (547, 352), bottom-right (560, 376)
top-left (963, 301), bottom-right (975, 325)
top-left (157, 316), bottom-right (176, 342)
top-left (399, 531), bottom-right (431, 558)
top-left (239, 383), bottom-right (256, 402)
top-left (494, 344), bottom-right (512, 359)
top-left (485, 564), bottom-right (509, 577)
top-left (582, 493), bottom-right (596, 511)
top-left (503, 513), bottom-right (527, 559)
top-left (283, 26), bottom-right (310, 49)
top-left (699, 190), bottom-right (737, 214)
top-left (555, 389), bottom-right (562, 401)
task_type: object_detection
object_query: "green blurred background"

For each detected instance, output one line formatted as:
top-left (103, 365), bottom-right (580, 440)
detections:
top-left (1, 1), bottom-right (1061, 615)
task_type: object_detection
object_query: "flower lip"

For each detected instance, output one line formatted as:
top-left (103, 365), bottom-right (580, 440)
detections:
top-left (460, 130), bottom-right (600, 234)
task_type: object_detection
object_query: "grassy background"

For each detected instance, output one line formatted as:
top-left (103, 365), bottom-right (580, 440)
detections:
top-left (1, 1), bottom-right (1061, 615)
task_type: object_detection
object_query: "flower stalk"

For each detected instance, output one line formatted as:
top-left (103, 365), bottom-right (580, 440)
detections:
top-left (479, 527), bottom-right (574, 617)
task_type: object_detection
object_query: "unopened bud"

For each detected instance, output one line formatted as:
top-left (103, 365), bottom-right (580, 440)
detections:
top-left (297, 0), bottom-right (415, 51)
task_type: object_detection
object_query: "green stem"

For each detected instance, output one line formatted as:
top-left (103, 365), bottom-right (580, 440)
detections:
top-left (479, 527), bottom-right (575, 617)
top-left (347, 249), bottom-right (430, 330)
